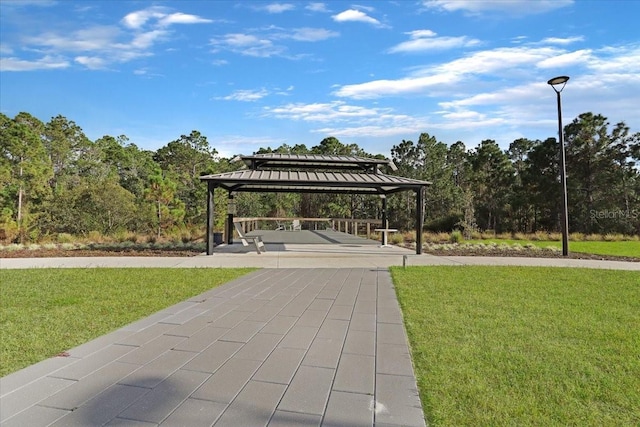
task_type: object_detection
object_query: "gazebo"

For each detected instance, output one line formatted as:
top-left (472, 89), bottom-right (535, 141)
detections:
top-left (199, 154), bottom-right (431, 255)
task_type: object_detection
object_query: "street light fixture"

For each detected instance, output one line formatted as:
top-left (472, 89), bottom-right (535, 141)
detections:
top-left (547, 75), bottom-right (570, 256)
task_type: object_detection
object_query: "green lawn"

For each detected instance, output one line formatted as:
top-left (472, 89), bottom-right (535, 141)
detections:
top-left (391, 266), bottom-right (640, 426)
top-left (0, 268), bottom-right (255, 377)
top-left (467, 239), bottom-right (640, 258)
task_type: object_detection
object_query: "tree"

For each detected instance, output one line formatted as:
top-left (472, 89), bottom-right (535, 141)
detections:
top-left (154, 131), bottom-right (217, 224)
top-left (144, 170), bottom-right (185, 238)
top-left (522, 138), bottom-right (561, 232)
top-left (507, 138), bottom-right (535, 232)
top-left (95, 134), bottom-right (157, 199)
top-left (468, 140), bottom-right (514, 232)
top-left (564, 113), bottom-right (639, 233)
top-left (43, 115), bottom-right (94, 190)
top-left (0, 113), bottom-right (53, 241)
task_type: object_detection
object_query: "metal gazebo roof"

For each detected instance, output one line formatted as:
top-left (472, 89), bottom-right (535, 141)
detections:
top-left (199, 169), bottom-right (430, 195)
top-left (236, 153), bottom-right (398, 173)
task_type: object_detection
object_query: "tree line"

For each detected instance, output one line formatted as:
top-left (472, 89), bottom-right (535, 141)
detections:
top-left (1, 111), bottom-right (638, 243)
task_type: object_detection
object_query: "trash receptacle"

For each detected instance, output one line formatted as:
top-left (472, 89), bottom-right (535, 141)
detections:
top-left (213, 232), bottom-right (223, 245)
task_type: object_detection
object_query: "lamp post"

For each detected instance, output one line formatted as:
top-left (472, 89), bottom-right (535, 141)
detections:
top-left (547, 75), bottom-right (570, 256)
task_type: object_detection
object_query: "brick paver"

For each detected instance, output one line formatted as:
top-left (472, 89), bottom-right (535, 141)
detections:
top-left (1, 268), bottom-right (426, 426)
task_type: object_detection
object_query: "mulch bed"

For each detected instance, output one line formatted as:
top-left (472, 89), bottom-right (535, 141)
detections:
top-left (419, 248), bottom-right (639, 262)
top-left (0, 248), bottom-right (203, 258)
top-left (1, 246), bottom-right (638, 262)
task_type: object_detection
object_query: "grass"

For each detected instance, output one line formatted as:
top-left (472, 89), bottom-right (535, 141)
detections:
top-left (466, 239), bottom-right (640, 258)
top-left (0, 268), bottom-right (255, 377)
top-left (391, 266), bottom-right (640, 426)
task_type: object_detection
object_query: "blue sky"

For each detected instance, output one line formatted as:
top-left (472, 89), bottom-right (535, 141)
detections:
top-left (1, 0), bottom-right (639, 158)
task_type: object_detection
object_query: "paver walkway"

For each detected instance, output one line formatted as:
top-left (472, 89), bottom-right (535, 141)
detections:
top-left (1, 268), bottom-right (425, 427)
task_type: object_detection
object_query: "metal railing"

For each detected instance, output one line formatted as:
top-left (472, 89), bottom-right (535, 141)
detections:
top-left (232, 217), bottom-right (382, 238)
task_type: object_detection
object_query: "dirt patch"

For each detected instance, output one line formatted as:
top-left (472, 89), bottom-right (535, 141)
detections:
top-left (0, 248), bottom-right (203, 258)
top-left (419, 247), bottom-right (639, 262)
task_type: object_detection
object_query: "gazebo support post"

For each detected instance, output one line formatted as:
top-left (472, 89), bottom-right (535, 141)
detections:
top-left (227, 192), bottom-right (234, 245)
top-left (415, 186), bottom-right (424, 255)
top-left (381, 195), bottom-right (387, 245)
top-left (206, 182), bottom-right (217, 255)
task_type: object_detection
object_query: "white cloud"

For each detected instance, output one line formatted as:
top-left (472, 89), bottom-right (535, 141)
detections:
top-left (210, 33), bottom-right (285, 57)
top-left (159, 13), bottom-right (213, 26)
top-left (337, 45), bottom-right (563, 99)
top-left (537, 49), bottom-right (592, 68)
top-left (306, 3), bottom-right (329, 13)
top-left (262, 3), bottom-right (295, 13)
top-left (288, 27), bottom-right (339, 42)
top-left (74, 55), bottom-right (107, 69)
top-left (27, 26), bottom-right (122, 52)
top-left (210, 27), bottom-right (336, 58)
top-left (332, 9), bottom-right (384, 27)
top-left (122, 7), bottom-right (212, 29)
top-left (263, 100), bottom-right (426, 139)
top-left (389, 30), bottom-right (481, 53)
top-left (588, 45), bottom-right (640, 73)
top-left (407, 29), bottom-right (437, 38)
top-left (130, 29), bottom-right (169, 50)
top-left (265, 101), bottom-right (386, 121)
top-left (422, 0), bottom-right (574, 15)
top-left (334, 74), bottom-right (452, 99)
top-left (0, 44), bottom-right (14, 55)
top-left (5, 6), bottom-right (212, 71)
top-left (0, 55), bottom-right (69, 71)
top-left (122, 8), bottom-right (165, 29)
top-left (541, 36), bottom-right (584, 45)
top-left (218, 89), bottom-right (270, 102)
top-left (436, 46), bottom-right (559, 75)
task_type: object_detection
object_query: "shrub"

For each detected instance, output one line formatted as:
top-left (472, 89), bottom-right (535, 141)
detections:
top-left (402, 231), bottom-right (416, 243)
top-left (530, 232), bottom-right (544, 241)
top-left (470, 230), bottom-right (482, 240)
top-left (569, 232), bottom-right (583, 241)
top-left (57, 233), bottom-right (74, 243)
top-left (390, 233), bottom-right (404, 245)
top-left (480, 231), bottom-right (496, 239)
top-left (585, 233), bottom-right (602, 241)
top-left (1, 244), bottom-right (23, 252)
top-left (603, 233), bottom-right (624, 242)
top-left (180, 229), bottom-right (193, 244)
top-left (547, 232), bottom-right (562, 241)
top-left (450, 230), bottom-right (463, 243)
top-left (513, 233), bottom-right (527, 241)
top-left (86, 230), bottom-right (106, 243)
top-left (113, 231), bottom-right (138, 243)
top-left (424, 214), bottom-right (462, 232)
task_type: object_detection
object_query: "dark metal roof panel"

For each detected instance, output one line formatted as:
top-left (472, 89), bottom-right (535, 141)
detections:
top-left (200, 169), bottom-right (430, 186)
top-left (238, 153), bottom-right (397, 172)
top-left (241, 153), bottom-right (390, 164)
